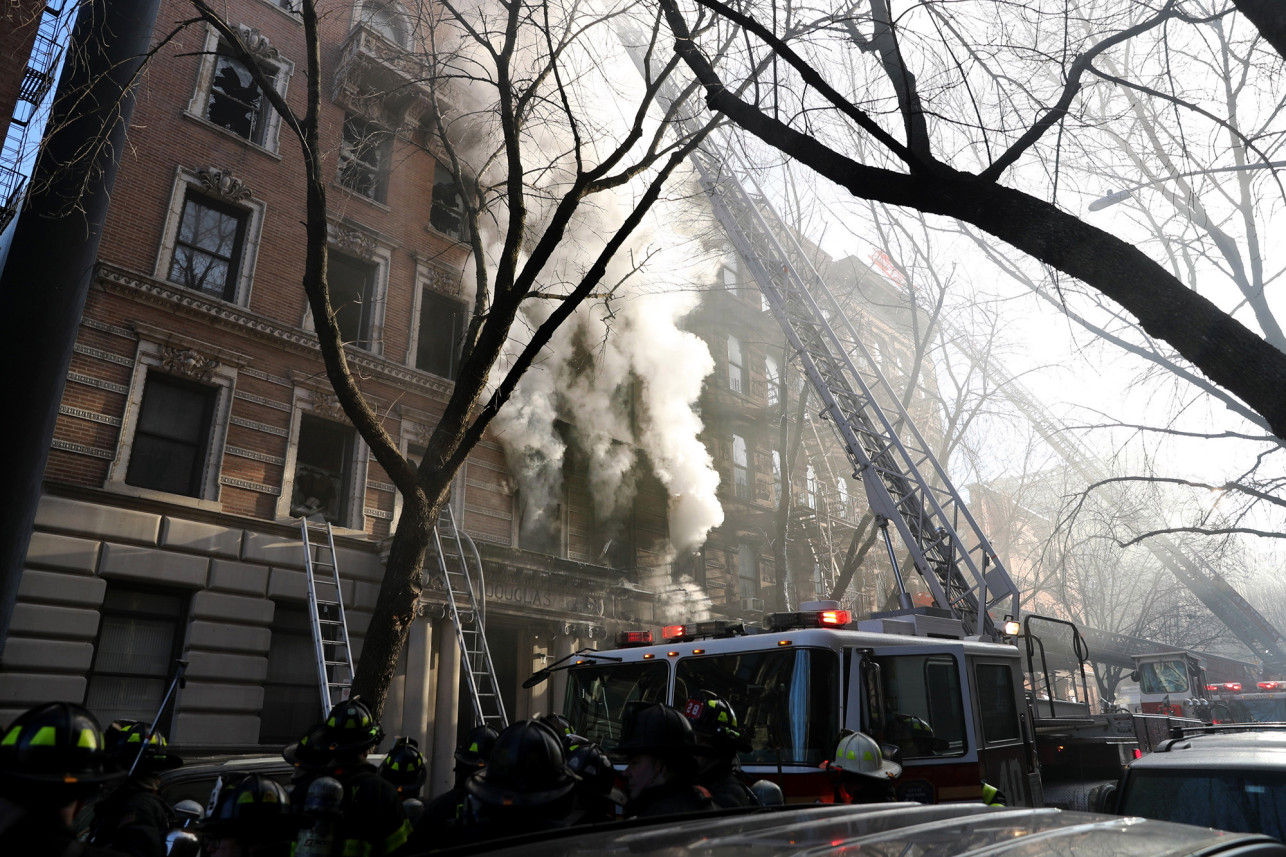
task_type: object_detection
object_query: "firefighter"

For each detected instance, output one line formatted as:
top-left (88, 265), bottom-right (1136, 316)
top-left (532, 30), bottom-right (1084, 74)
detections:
top-left (460, 719), bottom-right (579, 843)
top-left (378, 737), bottom-right (427, 826)
top-left (565, 741), bottom-right (626, 824)
top-left (0, 701), bottom-right (129, 856)
top-left (828, 731), bottom-right (901, 804)
top-left (681, 691), bottom-right (758, 808)
top-left (199, 774), bottom-right (303, 857)
top-left (416, 723), bottom-right (499, 830)
top-left (91, 720), bottom-right (184, 857)
top-left (887, 713), bottom-right (937, 757)
top-left (617, 702), bottom-right (715, 818)
top-left (282, 696), bottom-right (411, 856)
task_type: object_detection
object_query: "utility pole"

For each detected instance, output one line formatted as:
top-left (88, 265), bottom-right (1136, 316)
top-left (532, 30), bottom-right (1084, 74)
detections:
top-left (0, 0), bottom-right (161, 656)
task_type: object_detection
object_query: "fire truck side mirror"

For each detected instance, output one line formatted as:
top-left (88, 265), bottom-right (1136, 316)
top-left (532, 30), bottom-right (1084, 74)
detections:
top-left (1130, 670), bottom-right (1140, 683)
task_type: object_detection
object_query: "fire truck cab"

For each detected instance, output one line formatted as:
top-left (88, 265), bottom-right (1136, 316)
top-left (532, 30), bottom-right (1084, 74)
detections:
top-left (1129, 652), bottom-right (1210, 720)
top-left (557, 603), bottom-right (1039, 807)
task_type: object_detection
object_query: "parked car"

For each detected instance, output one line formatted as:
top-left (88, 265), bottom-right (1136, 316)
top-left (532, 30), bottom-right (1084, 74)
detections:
top-left (1103, 727), bottom-right (1286, 841)
top-left (430, 801), bottom-right (1286, 857)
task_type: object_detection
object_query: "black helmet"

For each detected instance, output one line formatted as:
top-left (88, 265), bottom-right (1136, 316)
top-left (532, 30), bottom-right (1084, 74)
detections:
top-left (0, 702), bottom-right (123, 798)
top-left (566, 742), bottom-right (625, 806)
top-left (454, 723), bottom-right (499, 769)
top-left (538, 712), bottom-right (573, 738)
top-left (616, 702), bottom-right (698, 757)
top-left (104, 720), bottom-right (183, 771)
top-left (379, 736), bottom-right (427, 795)
top-left (200, 774), bottom-right (303, 841)
top-left (284, 696), bottom-right (383, 766)
top-left (466, 720), bottom-right (578, 808)
top-left (682, 691), bottom-right (750, 751)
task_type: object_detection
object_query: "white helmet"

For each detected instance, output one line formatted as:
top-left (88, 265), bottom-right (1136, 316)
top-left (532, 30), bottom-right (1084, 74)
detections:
top-left (833, 731), bottom-right (901, 780)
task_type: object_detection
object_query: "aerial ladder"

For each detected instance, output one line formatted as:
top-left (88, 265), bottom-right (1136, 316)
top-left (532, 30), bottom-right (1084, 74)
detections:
top-left (625, 42), bottom-right (1019, 639)
top-left (432, 501), bottom-right (508, 730)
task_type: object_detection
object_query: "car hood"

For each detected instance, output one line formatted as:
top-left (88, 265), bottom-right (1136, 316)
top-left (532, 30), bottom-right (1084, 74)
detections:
top-left (448, 803), bottom-right (1285, 857)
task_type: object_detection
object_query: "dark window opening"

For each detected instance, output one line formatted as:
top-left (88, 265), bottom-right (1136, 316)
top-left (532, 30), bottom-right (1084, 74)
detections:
top-left (291, 414), bottom-right (355, 524)
top-left (259, 603), bottom-right (319, 745)
top-left (430, 162), bottom-right (467, 240)
top-left (169, 192), bottom-right (247, 300)
top-left (328, 253), bottom-right (377, 349)
top-left (976, 663), bottom-right (1020, 743)
top-left (85, 587), bottom-right (187, 731)
top-left (125, 372), bottom-right (217, 497)
top-left (416, 290), bottom-right (465, 378)
top-left (338, 114), bottom-right (390, 202)
top-left (207, 52), bottom-right (267, 143)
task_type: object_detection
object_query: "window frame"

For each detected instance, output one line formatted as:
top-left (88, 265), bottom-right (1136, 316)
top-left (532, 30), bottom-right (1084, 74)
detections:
top-left (124, 372), bottom-right (219, 498)
top-left (277, 389), bottom-right (370, 530)
top-left (303, 227), bottom-right (391, 358)
top-left (411, 285), bottom-right (467, 378)
top-left (84, 585), bottom-right (189, 733)
top-left (337, 113), bottom-right (393, 203)
top-left (354, 0), bottom-right (412, 48)
top-left (106, 337), bottom-right (237, 507)
top-left (167, 191), bottom-right (249, 301)
top-left (727, 334), bottom-right (745, 393)
top-left (155, 168), bottom-right (266, 307)
top-left (185, 25), bottom-right (292, 154)
top-left (732, 433), bottom-right (750, 500)
top-left (429, 159), bottom-right (469, 241)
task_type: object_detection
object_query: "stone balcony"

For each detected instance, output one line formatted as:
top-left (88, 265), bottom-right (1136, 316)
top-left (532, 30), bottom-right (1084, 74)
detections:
top-left (332, 23), bottom-right (450, 126)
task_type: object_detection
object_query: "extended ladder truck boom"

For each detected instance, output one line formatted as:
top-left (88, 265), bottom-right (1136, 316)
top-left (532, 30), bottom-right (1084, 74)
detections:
top-left (543, 35), bottom-right (1201, 809)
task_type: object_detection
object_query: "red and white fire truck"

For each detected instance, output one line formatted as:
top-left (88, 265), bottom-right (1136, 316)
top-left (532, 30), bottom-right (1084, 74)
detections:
top-left (546, 605), bottom-right (1190, 808)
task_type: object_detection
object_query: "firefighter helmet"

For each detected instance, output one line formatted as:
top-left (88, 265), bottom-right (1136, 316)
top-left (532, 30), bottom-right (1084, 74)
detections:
top-left (0, 702), bottom-right (124, 798)
top-left (379, 736), bottom-right (427, 795)
top-left (831, 731), bottom-right (901, 780)
top-left (200, 774), bottom-right (303, 840)
top-left (465, 719), bottom-right (578, 808)
top-left (682, 691), bottom-right (750, 751)
top-left (286, 696), bottom-right (384, 767)
top-left (566, 742), bottom-right (626, 806)
top-left (887, 713), bottom-right (935, 755)
top-left (616, 702), bottom-right (699, 757)
top-left (104, 720), bottom-right (183, 771)
top-left (454, 724), bottom-right (500, 769)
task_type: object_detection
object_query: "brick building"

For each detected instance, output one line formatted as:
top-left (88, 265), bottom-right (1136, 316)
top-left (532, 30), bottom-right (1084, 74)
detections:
top-left (0, 0), bottom-right (943, 799)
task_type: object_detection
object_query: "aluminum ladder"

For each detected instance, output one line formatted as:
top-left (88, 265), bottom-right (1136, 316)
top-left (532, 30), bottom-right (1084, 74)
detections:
top-left (433, 503), bottom-right (507, 730)
top-left (300, 518), bottom-right (354, 716)
top-left (618, 38), bottom-right (1018, 638)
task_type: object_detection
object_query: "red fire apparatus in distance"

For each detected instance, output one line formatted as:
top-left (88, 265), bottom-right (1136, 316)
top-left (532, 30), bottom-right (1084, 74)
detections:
top-left (549, 604), bottom-right (1195, 808)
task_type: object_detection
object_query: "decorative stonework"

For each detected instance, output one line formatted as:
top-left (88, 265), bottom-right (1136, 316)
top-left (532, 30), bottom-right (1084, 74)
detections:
top-left (416, 258), bottom-right (464, 299)
top-left (311, 390), bottom-right (348, 422)
top-left (236, 24), bottom-right (282, 65)
top-left (328, 222), bottom-right (377, 260)
top-left (195, 167), bottom-right (253, 203)
top-left (413, 422), bottom-right (433, 446)
top-left (162, 346), bottom-right (220, 382)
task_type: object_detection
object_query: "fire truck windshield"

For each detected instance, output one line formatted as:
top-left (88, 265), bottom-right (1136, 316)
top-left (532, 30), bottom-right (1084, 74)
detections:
top-left (1139, 660), bottom-right (1191, 694)
top-left (563, 648), bottom-right (839, 766)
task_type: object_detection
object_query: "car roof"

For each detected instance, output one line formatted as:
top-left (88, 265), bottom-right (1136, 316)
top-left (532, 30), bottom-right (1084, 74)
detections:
top-left (1131, 730), bottom-right (1286, 770)
top-left (432, 803), bottom-right (1286, 857)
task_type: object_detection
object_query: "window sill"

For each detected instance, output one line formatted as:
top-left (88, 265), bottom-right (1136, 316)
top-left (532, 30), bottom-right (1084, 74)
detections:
top-left (425, 222), bottom-right (469, 245)
top-left (253, 0), bottom-right (304, 24)
top-left (275, 514), bottom-right (366, 537)
top-left (182, 110), bottom-right (284, 161)
top-left (103, 480), bottom-right (223, 513)
top-left (330, 182), bottom-right (391, 211)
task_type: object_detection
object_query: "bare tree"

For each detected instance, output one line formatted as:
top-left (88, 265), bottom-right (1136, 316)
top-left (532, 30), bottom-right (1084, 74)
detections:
top-left (654, 0), bottom-right (1286, 441)
top-left (194, 0), bottom-right (719, 713)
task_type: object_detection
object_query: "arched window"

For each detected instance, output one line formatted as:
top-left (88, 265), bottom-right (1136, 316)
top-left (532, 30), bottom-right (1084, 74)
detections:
top-left (361, 1), bottom-right (409, 48)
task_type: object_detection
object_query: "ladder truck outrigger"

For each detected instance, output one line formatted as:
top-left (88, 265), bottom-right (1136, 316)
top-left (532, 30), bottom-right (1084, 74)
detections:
top-left (529, 48), bottom-right (1201, 805)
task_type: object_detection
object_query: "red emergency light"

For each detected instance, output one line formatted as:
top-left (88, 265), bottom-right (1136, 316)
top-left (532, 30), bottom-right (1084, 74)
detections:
top-left (1223, 682), bottom-right (1243, 692)
top-left (615, 630), bottom-right (653, 647)
top-left (661, 620), bottom-right (743, 642)
top-left (765, 609), bottom-right (851, 631)
top-left (1259, 681), bottom-right (1283, 691)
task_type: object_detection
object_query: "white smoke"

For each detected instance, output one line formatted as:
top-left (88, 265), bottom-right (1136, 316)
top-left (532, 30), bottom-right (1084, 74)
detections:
top-left (437, 0), bottom-right (726, 555)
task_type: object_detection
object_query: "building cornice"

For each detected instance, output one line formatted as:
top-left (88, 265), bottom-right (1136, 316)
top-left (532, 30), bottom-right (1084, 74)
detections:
top-left (96, 262), bottom-right (456, 402)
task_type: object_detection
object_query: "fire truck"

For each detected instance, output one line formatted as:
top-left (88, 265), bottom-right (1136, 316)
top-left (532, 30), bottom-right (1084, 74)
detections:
top-left (539, 606), bottom-right (1194, 808)
top-left (1205, 680), bottom-right (1286, 724)
top-left (1129, 652), bottom-right (1211, 719)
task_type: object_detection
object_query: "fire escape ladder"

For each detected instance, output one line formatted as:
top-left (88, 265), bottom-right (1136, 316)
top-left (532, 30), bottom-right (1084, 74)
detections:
top-left (433, 502), bottom-right (508, 730)
top-left (301, 518), bottom-right (355, 716)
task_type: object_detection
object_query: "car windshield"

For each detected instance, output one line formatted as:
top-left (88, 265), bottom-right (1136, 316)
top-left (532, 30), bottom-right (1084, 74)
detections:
top-left (1119, 768), bottom-right (1286, 840)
